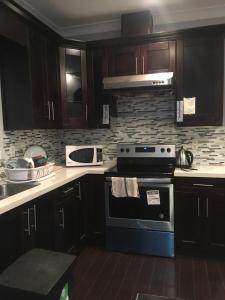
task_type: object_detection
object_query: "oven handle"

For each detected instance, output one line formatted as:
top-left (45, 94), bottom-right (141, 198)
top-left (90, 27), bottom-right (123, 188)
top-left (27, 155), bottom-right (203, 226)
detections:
top-left (105, 177), bottom-right (172, 184)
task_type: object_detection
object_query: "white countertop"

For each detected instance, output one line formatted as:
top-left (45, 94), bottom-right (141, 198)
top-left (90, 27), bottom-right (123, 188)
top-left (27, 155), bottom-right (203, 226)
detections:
top-left (175, 166), bottom-right (225, 178)
top-left (0, 161), bottom-right (116, 215)
top-left (2, 161), bottom-right (225, 216)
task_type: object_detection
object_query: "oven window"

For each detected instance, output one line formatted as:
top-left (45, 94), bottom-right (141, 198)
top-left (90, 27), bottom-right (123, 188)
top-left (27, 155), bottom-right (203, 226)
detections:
top-left (69, 148), bottom-right (94, 163)
top-left (108, 185), bottom-right (170, 221)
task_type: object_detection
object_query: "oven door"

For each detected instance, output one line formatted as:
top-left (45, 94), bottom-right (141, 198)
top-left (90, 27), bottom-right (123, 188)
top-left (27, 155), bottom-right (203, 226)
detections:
top-left (105, 178), bottom-right (174, 232)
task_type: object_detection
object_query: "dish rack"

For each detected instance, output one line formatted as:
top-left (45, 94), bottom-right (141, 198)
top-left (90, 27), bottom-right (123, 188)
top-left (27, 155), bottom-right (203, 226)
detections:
top-left (4, 162), bottom-right (55, 181)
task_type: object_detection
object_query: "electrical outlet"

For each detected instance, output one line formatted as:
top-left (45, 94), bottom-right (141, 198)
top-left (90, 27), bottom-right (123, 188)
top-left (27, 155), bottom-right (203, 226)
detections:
top-left (192, 140), bottom-right (198, 150)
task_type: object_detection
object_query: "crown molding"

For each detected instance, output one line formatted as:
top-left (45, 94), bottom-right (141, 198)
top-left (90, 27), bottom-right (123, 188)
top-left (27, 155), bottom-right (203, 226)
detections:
top-left (13, 0), bottom-right (60, 33)
top-left (59, 4), bottom-right (225, 39)
top-left (12, 1), bottom-right (225, 40)
top-left (59, 18), bottom-right (120, 37)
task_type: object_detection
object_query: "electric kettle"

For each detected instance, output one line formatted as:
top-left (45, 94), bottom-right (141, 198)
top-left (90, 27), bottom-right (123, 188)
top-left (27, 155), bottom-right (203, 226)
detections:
top-left (176, 146), bottom-right (194, 168)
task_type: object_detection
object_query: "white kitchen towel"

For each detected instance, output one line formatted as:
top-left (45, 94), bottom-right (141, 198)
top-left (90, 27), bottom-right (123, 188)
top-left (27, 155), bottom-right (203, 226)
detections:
top-left (111, 177), bottom-right (140, 198)
top-left (111, 177), bottom-right (127, 198)
top-left (126, 177), bottom-right (140, 198)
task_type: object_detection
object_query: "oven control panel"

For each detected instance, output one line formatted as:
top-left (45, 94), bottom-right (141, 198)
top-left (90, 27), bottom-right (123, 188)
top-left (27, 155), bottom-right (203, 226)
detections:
top-left (117, 144), bottom-right (176, 158)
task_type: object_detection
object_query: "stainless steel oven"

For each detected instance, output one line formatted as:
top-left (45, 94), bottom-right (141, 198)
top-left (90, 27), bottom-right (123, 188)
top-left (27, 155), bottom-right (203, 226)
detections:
top-left (105, 178), bottom-right (174, 232)
top-left (104, 144), bottom-right (176, 257)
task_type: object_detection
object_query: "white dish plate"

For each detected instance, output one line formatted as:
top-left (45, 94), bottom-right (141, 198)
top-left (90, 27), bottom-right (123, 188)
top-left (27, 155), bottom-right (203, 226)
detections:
top-left (24, 145), bottom-right (47, 159)
top-left (4, 172), bottom-right (55, 184)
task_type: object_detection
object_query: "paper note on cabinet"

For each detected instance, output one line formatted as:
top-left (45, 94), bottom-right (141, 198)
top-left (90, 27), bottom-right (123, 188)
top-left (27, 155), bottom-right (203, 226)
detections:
top-left (102, 104), bottom-right (109, 125)
top-left (177, 101), bottom-right (183, 122)
top-left (146, 190), bottom-right (160, 205)
top-left (183, 97), bottom-right (196, 115)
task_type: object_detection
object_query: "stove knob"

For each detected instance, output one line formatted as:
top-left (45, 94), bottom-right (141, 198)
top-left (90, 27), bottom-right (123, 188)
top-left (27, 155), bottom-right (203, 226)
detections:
top-left (161, 148), bottom-right (165, 153)
top-left (167, 148), bottom-right (171, 153)
top-left (126, 148), bottom-right (130, 153)
top-left (120, 148), bottom-right (124, 152)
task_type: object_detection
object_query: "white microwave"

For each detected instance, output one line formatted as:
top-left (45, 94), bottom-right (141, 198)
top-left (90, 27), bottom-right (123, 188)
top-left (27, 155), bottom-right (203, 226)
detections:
top-left (66, 145), bottom-right (103, 166)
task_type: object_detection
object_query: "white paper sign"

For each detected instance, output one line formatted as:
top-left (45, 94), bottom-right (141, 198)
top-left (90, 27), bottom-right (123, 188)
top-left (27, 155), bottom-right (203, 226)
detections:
top-left (102, 104), bottom-right (110, 125)
top-left (177, 101), bottom-right (183, 122)
top-left (183, 97), bottom-right (196, 115)
top-left (146, 190), bottom-right (160, 205)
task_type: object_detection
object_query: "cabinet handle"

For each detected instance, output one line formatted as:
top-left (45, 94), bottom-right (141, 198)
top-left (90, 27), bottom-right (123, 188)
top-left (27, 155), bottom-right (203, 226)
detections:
top-left (48, 101), bottom-right (51, 120)
top-left (76, 182), bottom-right (82, 200)
top-left (206, 197), bottom-right (209, 218)
top-left (211, 242), bottom-right (225, 247)
top-left (85, 104), bottom-right (88, 121)
top-left (62, 187), bottom-right (74, 195)
top-left (51, 102), bottom-right (55, 121)
top-left (193, 184), bottom-right (214, 187)
top-left (23, 208), bottom-right (31, 236)
top-left (30, 205), bottom-right (37, 231)
top-left (182, 240), bottom-right (196, 244)
top-left (142, 56), bottom-right (145, 74)
top-left (59, 208), bottom-right (65, 229)
top-left (197, 196), bottom-right (200, 217)
top-left (135, 57), bottom-right (138, 75)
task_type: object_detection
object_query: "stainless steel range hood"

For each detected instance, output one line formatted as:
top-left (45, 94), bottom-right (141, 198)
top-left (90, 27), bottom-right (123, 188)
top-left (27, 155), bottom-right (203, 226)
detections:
top-left (103, 72), bottom-right (174, 90)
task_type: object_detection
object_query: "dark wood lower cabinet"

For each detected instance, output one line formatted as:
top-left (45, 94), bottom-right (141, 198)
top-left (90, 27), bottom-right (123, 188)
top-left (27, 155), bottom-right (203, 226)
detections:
top-left (0, 175), bottom-right (103, 271)
top-left (54, 183), bottom-right (75, 252)
top-left (175, 178), bottom-right (225, 256)
top-left (0, 209), bottom-right (23, 273)
top-left (175, 190), bottom-right (201, 253)
top-left (84, 175), bottom-right (105, 243)
top-left (206, 190), bottom-right (225, 253)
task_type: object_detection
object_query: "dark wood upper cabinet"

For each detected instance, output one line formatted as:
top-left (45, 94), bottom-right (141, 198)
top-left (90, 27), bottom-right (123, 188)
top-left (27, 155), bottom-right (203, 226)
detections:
top-left (0, 5), bottom-right (32, 130)
top-left (59, 47), bottom-right (88, 128)
top-left (140, 41), bottom-right (176, 74)
top-left (176, 35), bottom-right (224, 126)
top-left (105, 41), bottom-right (176, 77)
top-left (0, 4), bottom-right (61, 130)
top-left (28, 28), bottom-right (60, 129)
top-left (107, 46), bottom-right (140, 76)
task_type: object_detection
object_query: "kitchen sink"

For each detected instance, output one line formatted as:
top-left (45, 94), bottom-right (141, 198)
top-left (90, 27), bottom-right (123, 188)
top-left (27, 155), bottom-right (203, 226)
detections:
top-left (0, 182), bottom-right (39, 200)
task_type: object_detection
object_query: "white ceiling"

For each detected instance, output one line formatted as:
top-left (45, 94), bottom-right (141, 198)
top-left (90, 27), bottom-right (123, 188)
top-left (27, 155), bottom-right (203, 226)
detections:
top-left (14, 0), bottom-right (225, 40)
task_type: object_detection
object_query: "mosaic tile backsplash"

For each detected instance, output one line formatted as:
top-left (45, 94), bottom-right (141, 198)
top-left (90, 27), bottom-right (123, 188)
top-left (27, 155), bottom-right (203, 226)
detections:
top-left (3, 93), bottom-right (225, 166)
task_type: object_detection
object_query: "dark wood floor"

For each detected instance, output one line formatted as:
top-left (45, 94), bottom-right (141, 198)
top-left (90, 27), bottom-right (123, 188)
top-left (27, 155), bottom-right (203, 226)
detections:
top-left (71, 246), bottom-right (225, 300)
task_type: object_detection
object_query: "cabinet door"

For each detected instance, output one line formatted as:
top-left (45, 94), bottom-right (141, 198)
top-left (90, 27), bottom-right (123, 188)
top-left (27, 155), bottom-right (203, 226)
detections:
top-left (73, 180), bottom-right (86, 252)
top-left (107, 46), bottom-right (140, 76)
top-left (60, 47), bottom-right (88, 128)
top-left (206, 188), bottom-right (225, 254)
top-left (43, 37), bottom-right (60, 128)
top-left (54, 185), bottom-right (75, 252)
top-left (0, 209), bottom-right (23, 272)
top-left (20, 203), bottom-right (36, 253)
top-left (0, 6), bottom-right (33, 130)
top-left (176, 35), bottom-right (223, 126)
top-left (175, 190), bottom-right (201, 253)
top-left (140, 41), bottom-right (176, 74)
top-left (35, 193), bottom-right (55, 250)
top-left (28, 29), bottom-right (60, 128)
top-left (83, 175), bottom-right (105, 244)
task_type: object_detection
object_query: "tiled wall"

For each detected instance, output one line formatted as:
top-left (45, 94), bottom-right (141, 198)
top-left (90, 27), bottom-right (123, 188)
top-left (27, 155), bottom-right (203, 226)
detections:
top-left (3, 93), bottom-right (225, 166)
top-left (3, 129), bottom-right (62, 162)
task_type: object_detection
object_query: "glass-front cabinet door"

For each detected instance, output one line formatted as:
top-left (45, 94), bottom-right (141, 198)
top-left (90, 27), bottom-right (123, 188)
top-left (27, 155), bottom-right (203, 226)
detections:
top-left (60, 47), bottom-right (88, 128)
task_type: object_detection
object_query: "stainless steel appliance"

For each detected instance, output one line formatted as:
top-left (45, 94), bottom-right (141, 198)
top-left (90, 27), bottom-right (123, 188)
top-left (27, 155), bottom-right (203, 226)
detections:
top-left (176, 146), bottom-right (194, 168)
top-left (65, 145), bottom-right (103, 167)
top-left (103, 72), bottom-right (174, 90)
top-left (105, 144), bottom-right (176, 257)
